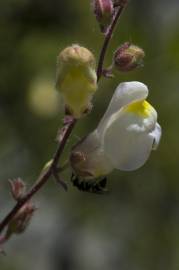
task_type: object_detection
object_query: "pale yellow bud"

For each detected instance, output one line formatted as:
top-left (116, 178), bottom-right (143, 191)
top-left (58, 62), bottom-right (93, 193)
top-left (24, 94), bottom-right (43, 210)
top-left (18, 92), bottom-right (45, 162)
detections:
top-left (56, 44), bottom-right (97, 118)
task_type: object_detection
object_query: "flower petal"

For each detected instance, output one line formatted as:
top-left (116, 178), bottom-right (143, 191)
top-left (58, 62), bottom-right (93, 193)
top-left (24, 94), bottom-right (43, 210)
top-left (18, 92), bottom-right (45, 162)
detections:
top-left (150, 123), bottom-right (162, 150)
top-left (102, 107), bottom-right (158, 171)
top-left (71, 131), bottom-right (113, 178)
top-left (98, 81), bottom-right (149, 134)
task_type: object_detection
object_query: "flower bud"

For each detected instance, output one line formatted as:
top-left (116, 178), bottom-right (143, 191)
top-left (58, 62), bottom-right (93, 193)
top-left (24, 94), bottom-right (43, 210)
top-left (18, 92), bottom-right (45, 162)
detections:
top-left (113, 42), bottom-right (145, 72)
top-left (92, 0), bottom-right (114, 33)
top-left (56, 44), bottom-right (97, 118)
top-left (9, 178), bottom-right (26, 201)
top-left (6, 202), bottom-right (36, 236)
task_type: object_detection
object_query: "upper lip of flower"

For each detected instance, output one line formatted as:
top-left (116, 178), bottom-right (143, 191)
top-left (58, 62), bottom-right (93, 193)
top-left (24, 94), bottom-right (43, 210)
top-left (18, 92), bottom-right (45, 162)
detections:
top-left (98, 81), bottom-right (161, 171)
top-left (97, 81), bottom-right (149, 135)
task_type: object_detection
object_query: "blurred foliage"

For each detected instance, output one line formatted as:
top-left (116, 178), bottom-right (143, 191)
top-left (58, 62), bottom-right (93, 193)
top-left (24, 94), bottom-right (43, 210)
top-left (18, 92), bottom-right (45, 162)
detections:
top-left (1, 0), bottom-right (179, 270)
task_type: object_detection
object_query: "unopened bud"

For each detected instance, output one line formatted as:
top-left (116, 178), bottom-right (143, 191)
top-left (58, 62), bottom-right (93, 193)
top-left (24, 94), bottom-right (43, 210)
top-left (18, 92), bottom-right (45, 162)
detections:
top-left (56, 44), bottom-right (97, 118)
top-left (9, 178), bottom-right (26, 201)
top-left (92, 0), bottom-right (114, 33)
top-left (7, 202), bottom-right (36, 236)
top-left (113, 42), bottom-right (145, 72)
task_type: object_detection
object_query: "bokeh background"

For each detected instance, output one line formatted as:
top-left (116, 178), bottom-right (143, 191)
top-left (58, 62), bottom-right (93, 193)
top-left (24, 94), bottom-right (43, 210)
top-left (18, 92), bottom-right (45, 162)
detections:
top-left (1, 0), bottom-right (179, 269)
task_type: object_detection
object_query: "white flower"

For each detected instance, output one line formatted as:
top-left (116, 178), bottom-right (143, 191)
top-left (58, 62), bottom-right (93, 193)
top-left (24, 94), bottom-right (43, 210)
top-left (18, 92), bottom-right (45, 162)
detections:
top-left (70, 81), bottom-right (162, 179)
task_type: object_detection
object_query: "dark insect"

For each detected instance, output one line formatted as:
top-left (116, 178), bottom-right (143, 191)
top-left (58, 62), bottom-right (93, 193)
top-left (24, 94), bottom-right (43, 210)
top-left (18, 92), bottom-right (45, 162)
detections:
top-left (71, 173), bottom-right (108, 194)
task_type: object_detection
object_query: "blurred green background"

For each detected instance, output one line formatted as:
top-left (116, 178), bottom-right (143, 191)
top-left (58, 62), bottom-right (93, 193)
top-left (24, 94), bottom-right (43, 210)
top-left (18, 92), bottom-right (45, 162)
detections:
top-left (1, 0), bottom-right (179, 269)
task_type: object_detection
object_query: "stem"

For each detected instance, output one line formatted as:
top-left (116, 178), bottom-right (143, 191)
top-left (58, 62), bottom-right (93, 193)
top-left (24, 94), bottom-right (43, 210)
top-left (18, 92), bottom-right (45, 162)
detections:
top-left (0, 118), bottom-right (76, 233)
top-left (97, 4), bottom-right (127, 81)
top-left (0, 1), bottom-right (128, 238)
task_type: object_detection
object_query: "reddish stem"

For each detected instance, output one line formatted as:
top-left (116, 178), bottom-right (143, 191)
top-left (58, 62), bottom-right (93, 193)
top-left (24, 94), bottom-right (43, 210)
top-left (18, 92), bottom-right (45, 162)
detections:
top-left (0, 119), bottom-right (76, 233)
top-left (97, 4), bottom-right (127, 81)
top-left (0, 1), bottom-right (128, 237)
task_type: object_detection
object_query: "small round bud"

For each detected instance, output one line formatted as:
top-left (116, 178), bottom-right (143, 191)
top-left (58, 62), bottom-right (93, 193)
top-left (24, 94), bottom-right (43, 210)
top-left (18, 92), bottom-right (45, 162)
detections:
top-left (6, 202), bottom-right (36, 236)
top-left (9, 178), bottom-right (26, 201)
top-left (56, 44), bottom-right (97, 118)
top-left (113, 42), bottom-right (145, 72)
top-left (92, 0), bottom-right (114, 33)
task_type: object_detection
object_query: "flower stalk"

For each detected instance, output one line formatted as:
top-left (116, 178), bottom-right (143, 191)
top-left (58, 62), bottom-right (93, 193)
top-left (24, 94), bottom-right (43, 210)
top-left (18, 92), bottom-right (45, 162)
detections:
top-left (97, 3), bottom-right (128, 80)
top-left (0, 117), bottom-right (76, 234)
top-left (0, 1), bottom-right (128, 244)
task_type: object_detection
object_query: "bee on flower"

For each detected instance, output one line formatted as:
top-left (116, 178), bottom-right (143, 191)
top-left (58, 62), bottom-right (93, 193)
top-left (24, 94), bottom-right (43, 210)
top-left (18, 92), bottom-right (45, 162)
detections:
top-left (70, 81), bottom-right (161, 193)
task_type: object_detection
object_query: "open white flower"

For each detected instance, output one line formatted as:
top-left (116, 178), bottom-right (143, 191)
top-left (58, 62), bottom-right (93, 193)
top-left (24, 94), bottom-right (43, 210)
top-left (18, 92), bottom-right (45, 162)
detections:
top-left (70, 81), bottom-right (162, 179)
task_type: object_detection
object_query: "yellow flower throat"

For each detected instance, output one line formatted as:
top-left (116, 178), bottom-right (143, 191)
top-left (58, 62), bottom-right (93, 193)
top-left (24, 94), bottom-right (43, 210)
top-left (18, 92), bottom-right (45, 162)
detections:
top-left (125, 100), bottom-right (153, 117)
